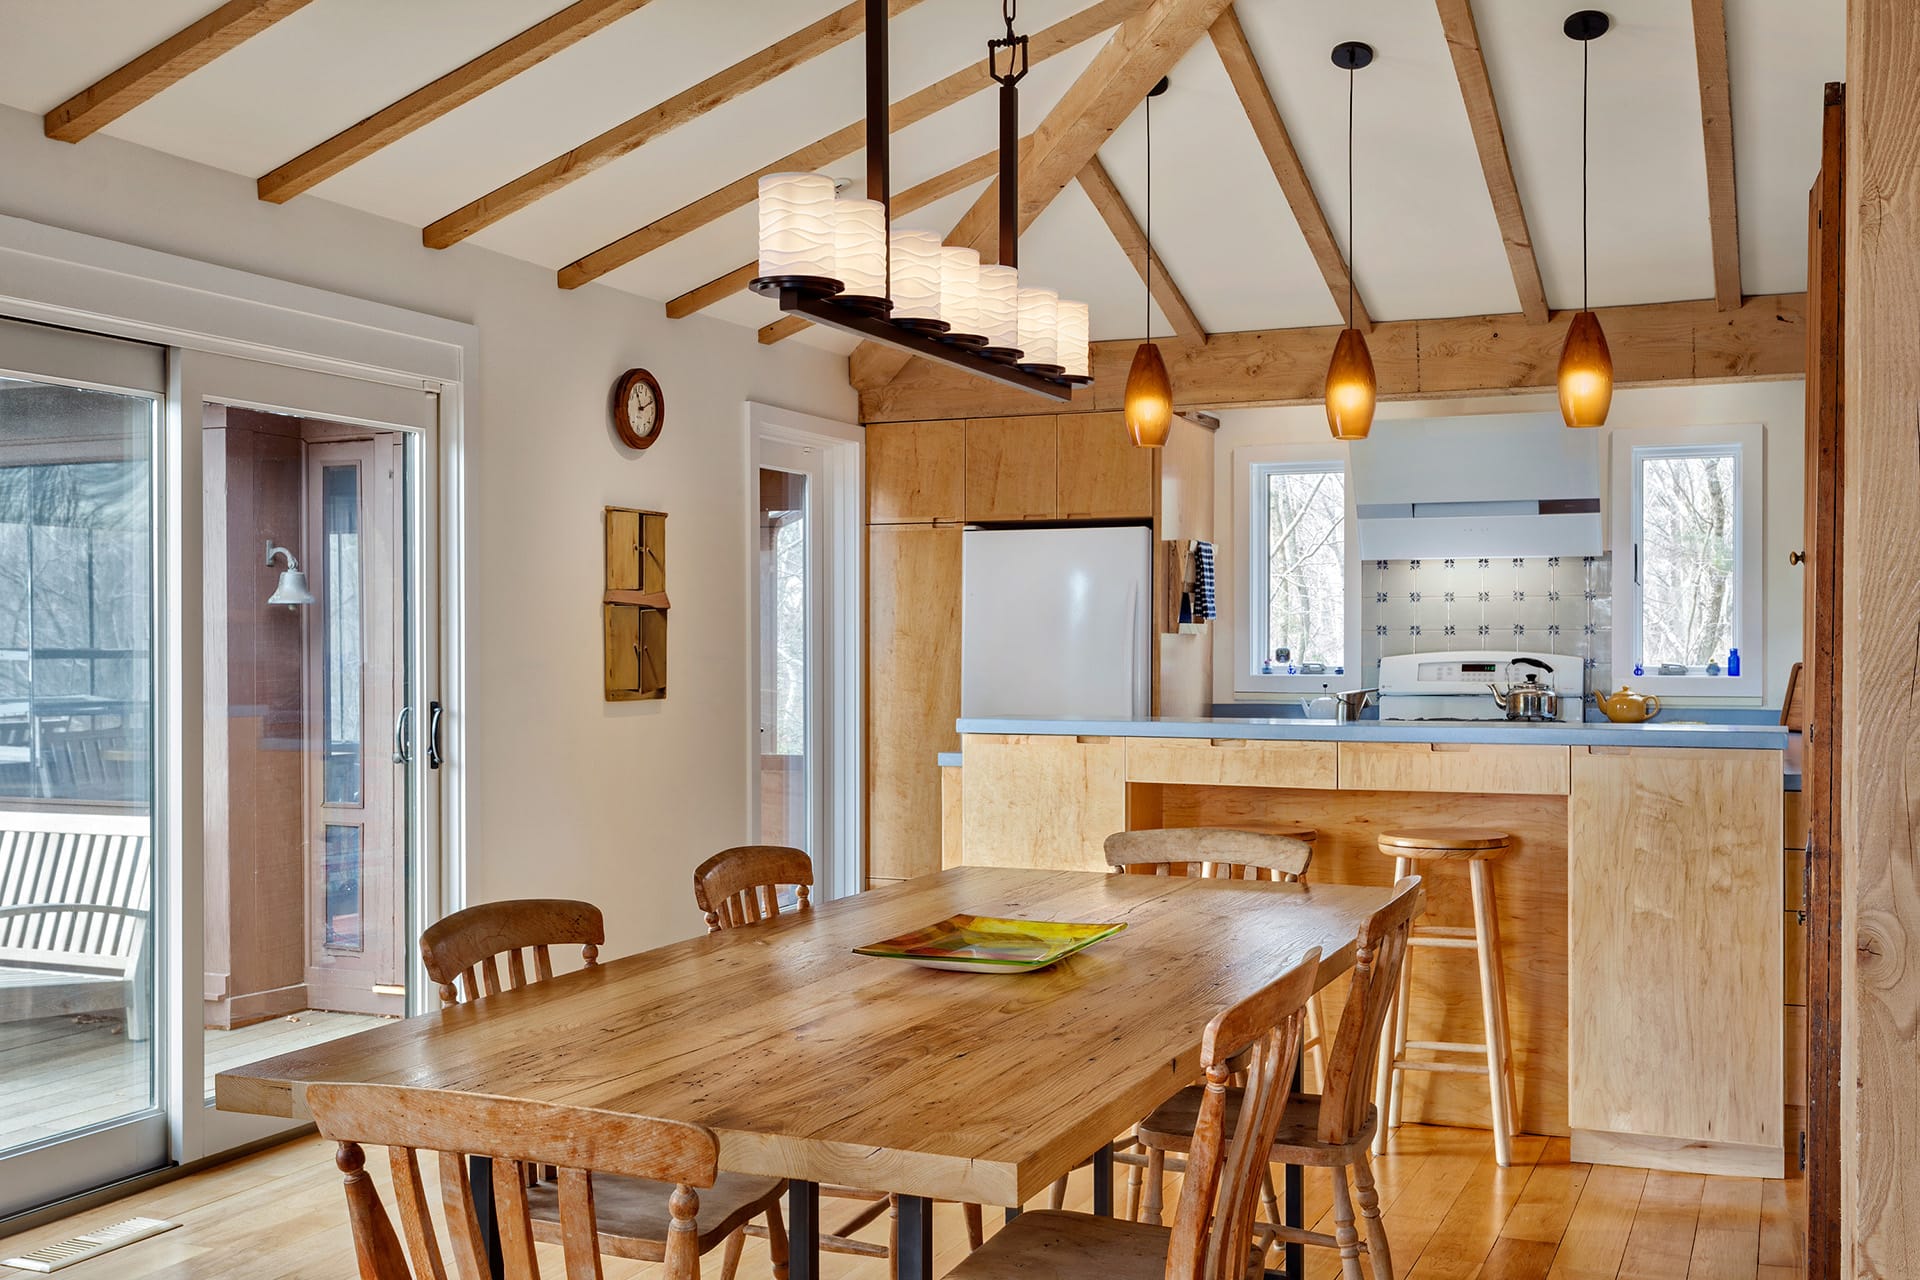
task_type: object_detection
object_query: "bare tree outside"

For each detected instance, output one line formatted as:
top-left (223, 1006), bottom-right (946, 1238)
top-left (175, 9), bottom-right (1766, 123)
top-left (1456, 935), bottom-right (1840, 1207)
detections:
top-left (1264, 468), bottom-right (1345, 667)
top-left (1639, 451), bottom-right (1736, 668)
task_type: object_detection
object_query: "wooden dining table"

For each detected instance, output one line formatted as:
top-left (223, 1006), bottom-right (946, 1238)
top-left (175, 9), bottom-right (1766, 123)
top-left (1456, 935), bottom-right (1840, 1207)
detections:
top-left (217, 866), bottom-right (1393, 1280)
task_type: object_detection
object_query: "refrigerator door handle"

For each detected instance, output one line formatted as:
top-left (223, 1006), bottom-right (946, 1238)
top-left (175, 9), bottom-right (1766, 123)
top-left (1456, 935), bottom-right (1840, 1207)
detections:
top-left (1129, 579), bottom-right (1147, 717)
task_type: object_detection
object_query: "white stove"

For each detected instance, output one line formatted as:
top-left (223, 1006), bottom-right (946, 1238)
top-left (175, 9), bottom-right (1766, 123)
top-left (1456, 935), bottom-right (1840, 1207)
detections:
top-left (1377, 649), bottom-right (1584, 723)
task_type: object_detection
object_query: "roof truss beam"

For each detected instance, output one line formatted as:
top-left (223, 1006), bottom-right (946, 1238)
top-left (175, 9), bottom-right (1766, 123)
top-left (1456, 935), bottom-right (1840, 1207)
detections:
top-left (44, 0), bottom-right (313, 143)
top-left (1435, 0), bottom-right (1550, 323)
top-left (1075, 156), bottom-right (1206, 344)
top-left (1690, 0), bottom-right (1743, 310)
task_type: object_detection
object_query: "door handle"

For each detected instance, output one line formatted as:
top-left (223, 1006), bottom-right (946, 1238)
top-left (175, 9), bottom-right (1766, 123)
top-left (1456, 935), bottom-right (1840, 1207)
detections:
top-left (427, 701), bottom-right (444, 771)
top-left (392, 705), bottom-right (412, 764)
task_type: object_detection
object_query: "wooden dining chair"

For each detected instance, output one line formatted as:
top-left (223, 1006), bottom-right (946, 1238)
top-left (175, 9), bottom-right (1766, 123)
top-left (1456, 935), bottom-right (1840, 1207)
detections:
top-left (307, 1081), bottom-right (776, 1280)
top-left (1131, 878), bottom-right (1425, 1280)
top-left (692, 846), bottom-right (812, 932)
top-left (1084, 827), bottom-right (1328, 1219)
top-left (418, 898), bottom-right (604, 1006)
top-left (944, 947), bottom-right (1323, 1280)
top-left (420, 898), bottom-right (787, 1280)
top-left (692, 845), bottom-right (983, 1260)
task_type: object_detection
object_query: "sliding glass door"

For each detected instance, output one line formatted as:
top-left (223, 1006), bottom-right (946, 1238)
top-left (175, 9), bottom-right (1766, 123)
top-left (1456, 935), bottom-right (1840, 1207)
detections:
top-left (0, 318), bottom-right (166, 1216)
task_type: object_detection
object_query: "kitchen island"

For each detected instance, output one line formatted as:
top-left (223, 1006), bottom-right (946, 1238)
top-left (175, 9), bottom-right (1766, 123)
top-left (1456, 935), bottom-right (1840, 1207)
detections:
top-left (946, 716), bottom-right (1789, 1178)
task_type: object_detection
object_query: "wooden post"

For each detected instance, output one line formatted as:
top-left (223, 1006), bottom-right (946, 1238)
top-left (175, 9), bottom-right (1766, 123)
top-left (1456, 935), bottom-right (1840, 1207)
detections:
top-left (1841, 0), bottom-right (1920, 1272)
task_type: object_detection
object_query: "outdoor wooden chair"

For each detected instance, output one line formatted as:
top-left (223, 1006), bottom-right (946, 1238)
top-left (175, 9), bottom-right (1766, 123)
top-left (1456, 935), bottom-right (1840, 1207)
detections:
top-left (420, 898), bottom-right (786, 1280)
top-left (944, 946), bottom-right (1323, 1280)
top-left (308, 1081), bottom-right (779, 1280)
top-left (692, 845), bottom-right (985, 1260)
top-left (1133, 878), bottom-right (1425, 1279)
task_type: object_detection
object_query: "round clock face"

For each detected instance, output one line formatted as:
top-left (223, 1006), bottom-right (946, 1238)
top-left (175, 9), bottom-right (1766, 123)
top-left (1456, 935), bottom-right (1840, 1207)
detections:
top-left (614, 369), bottom-right (663, 450)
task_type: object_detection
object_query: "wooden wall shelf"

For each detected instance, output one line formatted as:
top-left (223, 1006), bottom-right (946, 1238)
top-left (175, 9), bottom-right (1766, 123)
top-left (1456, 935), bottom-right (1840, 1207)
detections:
top-left (603, 507), bottom-right (668, 701)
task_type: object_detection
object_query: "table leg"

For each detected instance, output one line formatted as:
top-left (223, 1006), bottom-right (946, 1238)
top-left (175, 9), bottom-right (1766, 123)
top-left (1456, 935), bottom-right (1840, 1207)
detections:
top-left (897, 1194), bottom-right (934, 1280)
top-left (1091, 1144), bottom-right (1114, 1217)
top-left (468, 1155), bottom-right (505, 1280)
top-left (788, 1180), bottom-right (820, 1280)
top-left (1284, 1046), bottom-right (1305, 1280)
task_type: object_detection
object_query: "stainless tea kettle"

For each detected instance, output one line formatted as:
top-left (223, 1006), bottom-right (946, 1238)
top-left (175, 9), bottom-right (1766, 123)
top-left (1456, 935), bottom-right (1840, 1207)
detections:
top-left (1488, 657), bottom-right (1560, 721)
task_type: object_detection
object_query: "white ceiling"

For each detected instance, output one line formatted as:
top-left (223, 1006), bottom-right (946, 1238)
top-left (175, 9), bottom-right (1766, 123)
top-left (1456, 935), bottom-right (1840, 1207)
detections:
top-left (0, 0), bottom-right (1843, 355)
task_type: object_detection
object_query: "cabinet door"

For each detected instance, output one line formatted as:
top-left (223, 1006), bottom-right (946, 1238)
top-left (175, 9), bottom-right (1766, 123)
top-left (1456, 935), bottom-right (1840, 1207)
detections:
top-left (1338, 742), bottom-right (1570, 795)
top-left (1568, 747), bottom-right (1784, 1175)
top-left (867, 525), bottom-right (962, 883)
top-left (1057, 412), bottom-right (1153, 519)
top-left (1124, 737), bottom-right (1338, 789)
top-left (959, 734), bottom-right (1124, 871)
top-left (964, 416), bottom-right (1056, 521)
top-left (866, 420), bottom-right (963, 523)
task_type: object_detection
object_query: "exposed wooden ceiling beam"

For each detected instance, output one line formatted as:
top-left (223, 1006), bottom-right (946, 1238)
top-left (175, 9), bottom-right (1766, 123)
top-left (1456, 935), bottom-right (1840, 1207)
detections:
top-left (1435, 0), bottom-right (1549, 324)
top-left (1075, 156), bottom-right (1206, 344)
top-left (44, 0), bottom-right (313, 143)
top-left (668, 265), bottom-right (761, 321)
top-left (424, 0), bottom-right (925, 250)
top-left (753, 147), bottom-right (1007, 343)
top-left (1690, 0), bottom-right (1743, 310)
top-left (860, 0), bottom-right (1238, 388)
top-left (1209, 8), bottom-right (1372, 332)
top-left (557, 0), bottom-right (1147, 291)
top-left (257, 0), bottom-right (661, 204)
top-left (853, 293), bottom-right (1806, 422)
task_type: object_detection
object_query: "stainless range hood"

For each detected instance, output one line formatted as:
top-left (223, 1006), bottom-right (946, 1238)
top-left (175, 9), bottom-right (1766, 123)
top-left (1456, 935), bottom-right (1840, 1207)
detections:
top-left (1348, 412), bottom-right (1603, 558)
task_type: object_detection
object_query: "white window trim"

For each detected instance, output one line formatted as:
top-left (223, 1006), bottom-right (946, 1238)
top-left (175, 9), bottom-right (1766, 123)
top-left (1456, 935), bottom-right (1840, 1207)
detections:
top-left (1233, 443), bottom-right (1361, 696)
top-left (1609, 422), bottom-right (1764, 698)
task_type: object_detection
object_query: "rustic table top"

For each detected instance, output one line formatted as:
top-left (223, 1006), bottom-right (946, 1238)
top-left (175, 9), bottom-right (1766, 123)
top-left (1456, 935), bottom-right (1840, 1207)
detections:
top-left (217, 866), bottom-right (1389, 1204)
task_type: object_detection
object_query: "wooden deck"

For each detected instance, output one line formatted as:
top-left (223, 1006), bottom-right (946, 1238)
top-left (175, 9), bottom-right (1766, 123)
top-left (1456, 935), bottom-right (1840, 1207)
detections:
top-left (0, 1010), bottom-right (392, 1155)
top-left (0, 1121), bottom-right (1805, 1278)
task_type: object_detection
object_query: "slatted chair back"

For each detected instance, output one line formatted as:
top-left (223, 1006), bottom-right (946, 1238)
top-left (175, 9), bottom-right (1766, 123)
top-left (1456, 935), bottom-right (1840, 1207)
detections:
top-left (0, 810), bottom-right (151, 976)
top-left (1163, 947), bottom-right (1321, 1280)
top-left (419, 899), bottom-right (604, 1007)
top-left (1317, 876), bottom-right (1424, 1146)
top-left (1104, 827), bottom-right (1313, 883)
top-left (692, 845), bottom-right (812, 932)
top-left (35, 726), bottom-right (130, 801)
top-left (307, 1083), bottom-right (719, 1280)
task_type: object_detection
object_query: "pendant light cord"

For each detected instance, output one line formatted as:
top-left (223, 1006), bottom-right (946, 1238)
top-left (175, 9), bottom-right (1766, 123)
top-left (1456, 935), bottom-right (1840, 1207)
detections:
top-left (1582, 35), bottom-right (1589, 313)
top-left (1346, 64), bottom-right (1355, 330)
top-left (1144, 89), bottom-right (1152, 343)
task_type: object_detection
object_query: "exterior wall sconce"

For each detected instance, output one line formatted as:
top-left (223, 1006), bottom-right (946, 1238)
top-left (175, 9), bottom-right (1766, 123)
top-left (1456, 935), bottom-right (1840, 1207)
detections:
top-left (265, 541), bottom-right (314, 607)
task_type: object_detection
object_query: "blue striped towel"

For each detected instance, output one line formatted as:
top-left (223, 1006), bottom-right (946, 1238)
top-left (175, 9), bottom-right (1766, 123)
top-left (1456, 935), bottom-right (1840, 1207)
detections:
top-left (1192, 541), bottom-right (1217, 621)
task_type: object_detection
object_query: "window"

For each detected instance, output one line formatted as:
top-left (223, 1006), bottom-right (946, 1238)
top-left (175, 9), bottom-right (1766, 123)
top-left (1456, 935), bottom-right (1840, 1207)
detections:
top-left (1235, 448), bottom-right (1359, 694)
top-left (1612, 424), bottom-right (1763, 696)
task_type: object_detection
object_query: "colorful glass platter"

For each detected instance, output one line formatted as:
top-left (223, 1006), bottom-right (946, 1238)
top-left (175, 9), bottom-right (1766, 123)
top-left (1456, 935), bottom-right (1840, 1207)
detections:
top-left (853, 914), bottom-right (1127, 974)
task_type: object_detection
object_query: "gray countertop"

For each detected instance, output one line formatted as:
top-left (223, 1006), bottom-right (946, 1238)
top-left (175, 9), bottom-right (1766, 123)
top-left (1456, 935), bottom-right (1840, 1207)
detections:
top-left (953, 715), bottom-right (1789, 751)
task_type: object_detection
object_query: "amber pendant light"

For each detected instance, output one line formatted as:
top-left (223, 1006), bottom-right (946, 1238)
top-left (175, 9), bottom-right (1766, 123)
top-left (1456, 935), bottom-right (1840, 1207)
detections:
top-left (1558, 10), bottom-right (1613, 428)
top-left (1325, 41), bottom-right (1376, 441)
top-left (1125, 77), bottom-right (1174, 448)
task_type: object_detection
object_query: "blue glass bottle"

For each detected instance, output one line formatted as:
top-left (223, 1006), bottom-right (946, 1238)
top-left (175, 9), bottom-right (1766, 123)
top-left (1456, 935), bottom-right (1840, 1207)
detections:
top-left (1727, 647), bottom-right (1741, 676)
top-left (1633, 661), bottom-right (1643, 677)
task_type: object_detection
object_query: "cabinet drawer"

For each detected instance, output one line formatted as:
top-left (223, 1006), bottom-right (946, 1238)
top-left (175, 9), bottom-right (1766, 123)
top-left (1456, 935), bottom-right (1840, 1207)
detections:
top-left (1125, 737), bottom-right (1337, 789)
top-left (1338, 741), bottom-right (1570, 795)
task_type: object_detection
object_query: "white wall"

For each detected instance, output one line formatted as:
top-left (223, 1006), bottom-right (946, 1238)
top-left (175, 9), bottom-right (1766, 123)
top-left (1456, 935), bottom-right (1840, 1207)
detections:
top-left (1211, 381), bottom-right (1807, 709)
top-left (0, 105), bottom-right (857, 960)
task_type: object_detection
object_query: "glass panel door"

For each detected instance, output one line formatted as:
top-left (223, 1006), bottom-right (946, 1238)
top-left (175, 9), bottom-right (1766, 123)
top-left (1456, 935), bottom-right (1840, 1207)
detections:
top-left (199, 407), bottom-right (417, 1104)
top-left (757, 464), bottom-right (811, 854)
top-left (0, 318), bottom-right (166, 1217)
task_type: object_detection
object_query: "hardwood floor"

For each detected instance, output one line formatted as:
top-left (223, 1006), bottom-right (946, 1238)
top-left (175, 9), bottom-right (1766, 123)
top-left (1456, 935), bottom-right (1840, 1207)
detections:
top-left (0, 1122), bottom-right (1805, 1279)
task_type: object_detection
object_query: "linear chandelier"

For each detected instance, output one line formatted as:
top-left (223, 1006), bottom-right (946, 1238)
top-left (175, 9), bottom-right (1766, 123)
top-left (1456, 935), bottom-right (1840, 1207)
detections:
top-left (751, 0), bottom-right (1087, 401)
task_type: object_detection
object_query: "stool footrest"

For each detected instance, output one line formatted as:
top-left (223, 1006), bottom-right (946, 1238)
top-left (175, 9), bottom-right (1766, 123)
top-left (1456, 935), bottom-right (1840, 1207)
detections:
top-left (1409, 934), bottom-right (1480, 951)
top-left (1405, 1039), bottom-right (1489, 1055)
top-left (1391, 1059), bottom-right (1491, 1076)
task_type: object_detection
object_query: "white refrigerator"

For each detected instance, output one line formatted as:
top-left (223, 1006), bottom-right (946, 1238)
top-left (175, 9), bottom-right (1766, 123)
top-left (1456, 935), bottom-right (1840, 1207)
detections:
top-left (961, 525), bottom-right (1152, 720)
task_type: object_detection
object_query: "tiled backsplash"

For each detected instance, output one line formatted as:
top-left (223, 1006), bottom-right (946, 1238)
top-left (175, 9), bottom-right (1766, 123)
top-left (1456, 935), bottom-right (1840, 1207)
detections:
top-left (1361, 555), bottom-right (1613, 693)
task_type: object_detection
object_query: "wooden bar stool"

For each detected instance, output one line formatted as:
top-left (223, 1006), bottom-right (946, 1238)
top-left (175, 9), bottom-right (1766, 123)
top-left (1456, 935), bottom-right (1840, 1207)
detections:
top-left (1371, 828), bottom-right (1519, 1167)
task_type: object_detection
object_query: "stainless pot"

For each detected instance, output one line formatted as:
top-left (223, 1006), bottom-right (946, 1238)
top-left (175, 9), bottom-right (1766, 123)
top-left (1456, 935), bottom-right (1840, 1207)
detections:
top-left (1488, 658), bottom-right (1561, 721)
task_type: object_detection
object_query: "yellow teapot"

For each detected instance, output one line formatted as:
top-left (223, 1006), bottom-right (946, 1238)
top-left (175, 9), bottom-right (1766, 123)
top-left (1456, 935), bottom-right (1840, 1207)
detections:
top-left (1593, 686), bottom-right (1661, 723)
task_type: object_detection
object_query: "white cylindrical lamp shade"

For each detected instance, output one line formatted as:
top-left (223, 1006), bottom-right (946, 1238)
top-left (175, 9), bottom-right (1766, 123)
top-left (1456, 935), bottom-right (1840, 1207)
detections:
top-left (757, 173), bottom-right (837, 282)
top-left (831, 198), bottom-right (887, 298)
top-left (938, 247), bottom-right (983, 337)
top-left (1016, 288), bottom-right (1060, 367)
top-left (1055, 299), bottom-right (1090, 379)
top-left (888, 230), bottom-right (943, 323)
top-left (977, 265), bottom-right (1020, 351)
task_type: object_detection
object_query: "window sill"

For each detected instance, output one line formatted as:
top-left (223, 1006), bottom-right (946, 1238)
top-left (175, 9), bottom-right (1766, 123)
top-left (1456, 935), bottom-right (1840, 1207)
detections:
top-left (1615, 673), bottom-right (1763, 698)
top-left (1234, 674), bottom-right (1358, 696)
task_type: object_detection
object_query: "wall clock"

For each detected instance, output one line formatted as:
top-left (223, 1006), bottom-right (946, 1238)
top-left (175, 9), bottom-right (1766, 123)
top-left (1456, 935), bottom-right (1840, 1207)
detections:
top-left (612, 368), bottom-right (664, 450)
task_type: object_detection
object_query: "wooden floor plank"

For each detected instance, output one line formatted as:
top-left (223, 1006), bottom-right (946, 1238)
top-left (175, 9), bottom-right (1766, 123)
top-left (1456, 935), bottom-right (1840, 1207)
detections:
top-left (1548, 1161), bottom-right (1650, 1279)
top-left (1406, 1133), bottom-right (1550, 1279)
top-left (1688, 1176), bottom-right (1764, 1278)
top-left (1759, 1177), bottom-right (1806, 1271)
top-left (1616, 1171), bottom-right (1708, 1280)
top-left (1500, 1136), bottom-right (1591, 1245)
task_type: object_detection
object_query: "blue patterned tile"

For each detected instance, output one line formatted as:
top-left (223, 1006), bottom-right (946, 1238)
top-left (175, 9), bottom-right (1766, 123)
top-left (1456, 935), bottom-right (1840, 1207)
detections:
top-left (1512, 623), bottom-right (1527, 635)
top-left (1375, 625), bottom-right (1389, 636)
top-left (1408, 592), bottom-right (1422, 603)
top-left (1477, 624), bottom-right (1491, 637)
